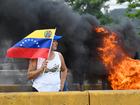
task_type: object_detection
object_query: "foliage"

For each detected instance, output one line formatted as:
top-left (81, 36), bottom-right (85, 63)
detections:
top-left (65, 0), bottom-right (112, 25)
top-left (117, 0), bottom-right (140, 19)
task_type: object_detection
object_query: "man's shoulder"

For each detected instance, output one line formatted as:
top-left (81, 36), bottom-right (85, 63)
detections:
top-left (54, 51), bottom-right (61, 55)
top-left (54, 51), bottom-right (62, 58)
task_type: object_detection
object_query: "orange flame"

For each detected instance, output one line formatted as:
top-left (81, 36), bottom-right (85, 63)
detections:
top-left (96, 27), bottom-right (140, 89)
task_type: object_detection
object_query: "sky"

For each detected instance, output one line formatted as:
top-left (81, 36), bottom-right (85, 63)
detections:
top-left (101, 0), bottom-right (129, 13)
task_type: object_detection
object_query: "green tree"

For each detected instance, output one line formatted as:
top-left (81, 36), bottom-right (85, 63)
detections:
top-left (65, 0), bottom-right (112, 25)
top-left (117, 0), bottom-right (140, 19)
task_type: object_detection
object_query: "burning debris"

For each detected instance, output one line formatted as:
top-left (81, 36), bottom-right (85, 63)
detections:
top-left (95, 26), bottom-right (140, 89)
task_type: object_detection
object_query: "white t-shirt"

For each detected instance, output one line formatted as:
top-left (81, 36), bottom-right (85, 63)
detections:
top-left (32, 51), bottom-right (61, 92)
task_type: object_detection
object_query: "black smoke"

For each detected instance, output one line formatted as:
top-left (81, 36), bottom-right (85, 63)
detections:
top-left (0, 0), bottom-right (100, 85)
top-left (112, 22), bottom-right (140, 58)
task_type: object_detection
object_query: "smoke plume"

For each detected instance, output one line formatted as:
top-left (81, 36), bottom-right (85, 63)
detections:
top-left (1, 0), bottom-right (139, 85)
top-left (0, 0), bottom-right (99, 84)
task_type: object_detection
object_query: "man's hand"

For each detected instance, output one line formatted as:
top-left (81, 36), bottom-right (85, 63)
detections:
top-left (41, 60), bottom-right (48, 72)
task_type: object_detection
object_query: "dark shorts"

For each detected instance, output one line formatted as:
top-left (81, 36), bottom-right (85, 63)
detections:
top-left (32, 87), bottom-right (38, 92)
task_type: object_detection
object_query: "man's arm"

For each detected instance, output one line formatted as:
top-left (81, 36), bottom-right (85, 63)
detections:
top-left (27, 59), bottom-right (47, 80)
top-left (59, 52), bottom-right (68, 91)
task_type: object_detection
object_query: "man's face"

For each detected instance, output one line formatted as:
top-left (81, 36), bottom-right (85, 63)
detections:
top-left (51, 40), bottom-right (58, 51)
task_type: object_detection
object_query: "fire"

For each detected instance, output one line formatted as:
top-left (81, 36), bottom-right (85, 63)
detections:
top-left (95, 26), bottom-right (140, 89)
